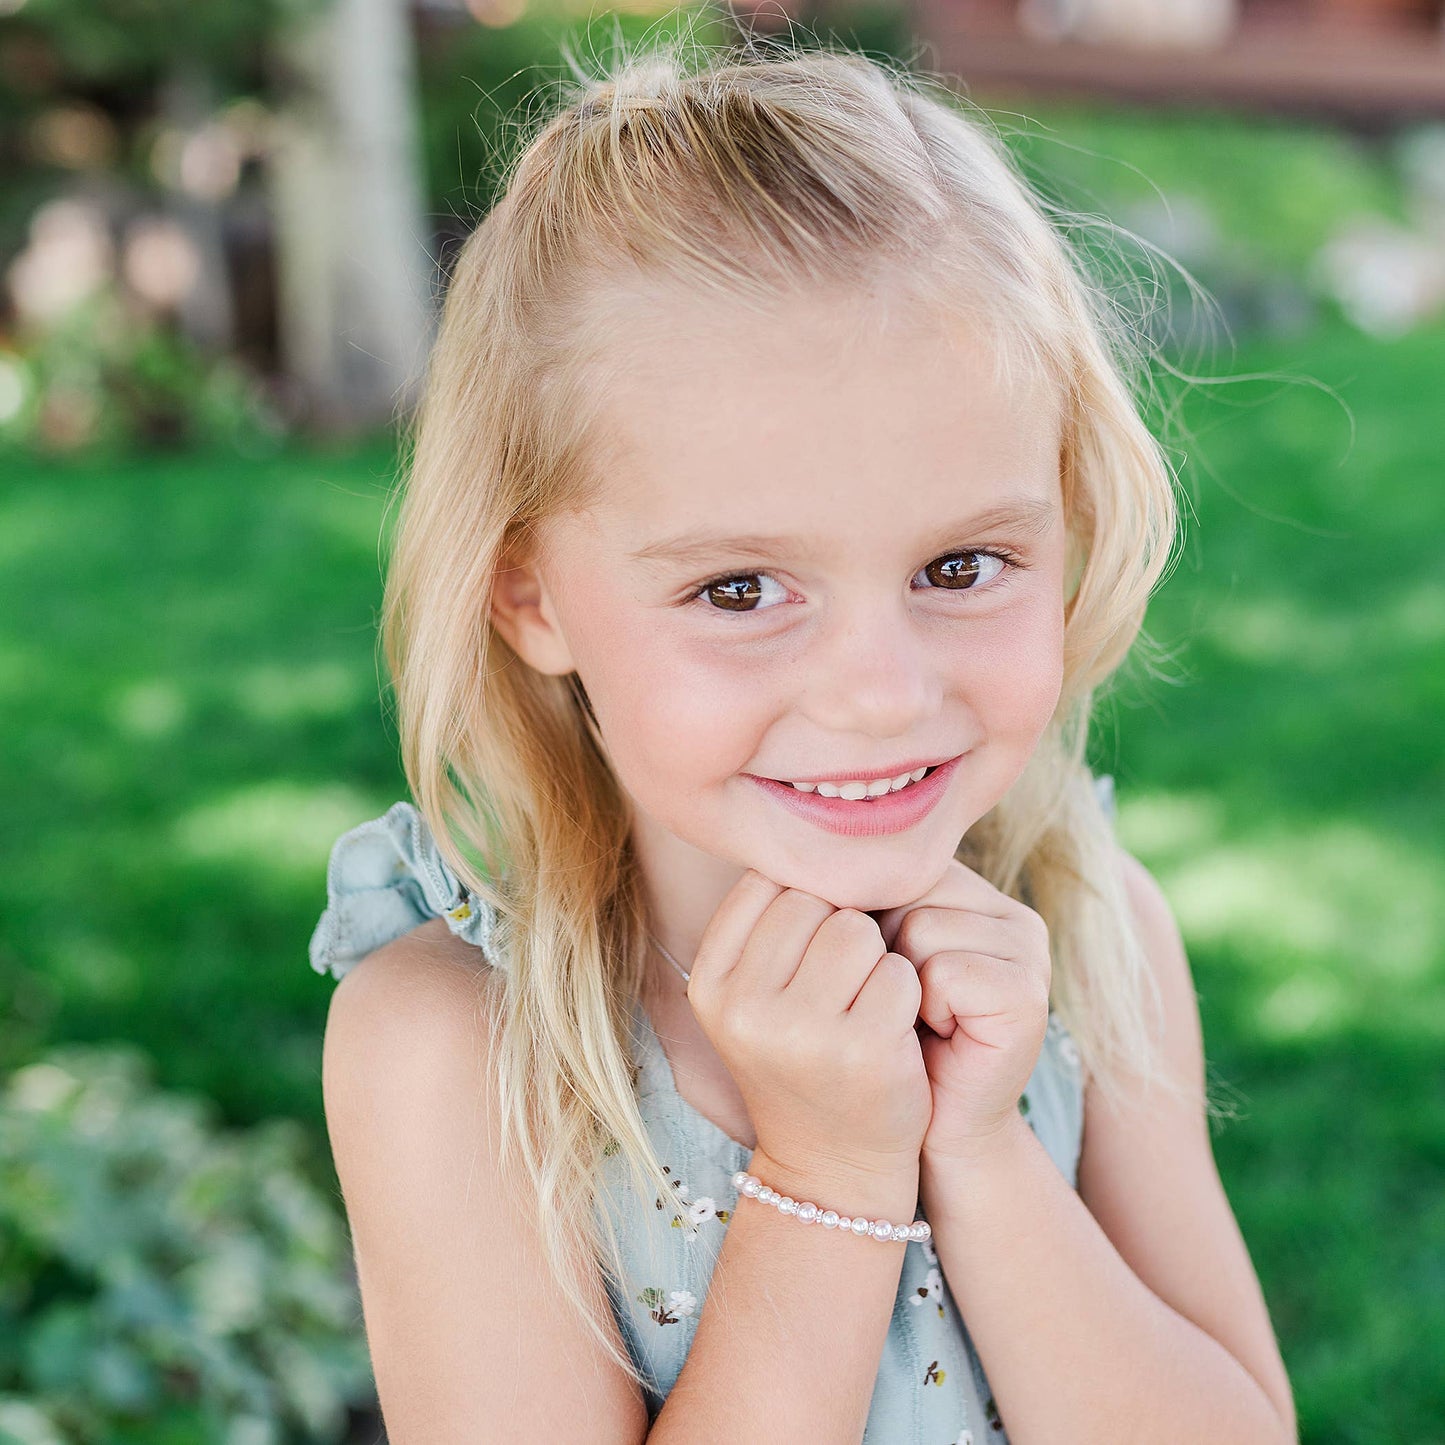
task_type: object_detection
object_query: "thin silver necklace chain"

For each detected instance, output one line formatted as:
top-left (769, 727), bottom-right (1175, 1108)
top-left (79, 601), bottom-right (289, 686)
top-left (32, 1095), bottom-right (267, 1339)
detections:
top-left (648, 933), bottom-right (692, 985)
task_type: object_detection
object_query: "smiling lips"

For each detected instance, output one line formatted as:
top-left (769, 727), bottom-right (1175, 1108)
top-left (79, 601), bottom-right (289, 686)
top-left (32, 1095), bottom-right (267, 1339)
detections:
top-left (748, 754), bottom-right (964, 837)
top-left (780, 766), bottom-right (933, 799)
top-left (766, 753), bottom-right (954, 788)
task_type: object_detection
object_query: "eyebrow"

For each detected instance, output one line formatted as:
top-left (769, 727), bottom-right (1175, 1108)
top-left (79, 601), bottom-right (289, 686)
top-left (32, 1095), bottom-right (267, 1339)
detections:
top-left (628, 497), bottom-right (1059, 568)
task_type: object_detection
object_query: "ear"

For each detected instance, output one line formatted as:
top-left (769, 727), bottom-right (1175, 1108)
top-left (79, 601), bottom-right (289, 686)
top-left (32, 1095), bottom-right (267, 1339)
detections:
top-left (489, 555), bottom-right (577, 676)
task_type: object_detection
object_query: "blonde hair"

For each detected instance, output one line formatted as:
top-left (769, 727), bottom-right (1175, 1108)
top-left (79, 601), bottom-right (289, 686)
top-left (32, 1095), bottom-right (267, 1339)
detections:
top-left (380, 27), bottom-right (1188, 1385)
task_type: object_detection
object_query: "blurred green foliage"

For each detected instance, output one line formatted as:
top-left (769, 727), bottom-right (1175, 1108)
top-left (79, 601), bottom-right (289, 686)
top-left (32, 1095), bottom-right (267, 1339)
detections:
top-left (2, 309), bottom-right (1440, 1443)
top-left (411, 0), bottom-right (913, 222)
top-left (1, 11), bottom-right (1441, 1438)
top-left (0, 1046), bottom-right (372, 1444)
top-left (0, 288), bottom-right (283, 456)
top-left (1, 0), bottom-right (330, 89)
top-left (1003, 103), bottom-right (1405, 274)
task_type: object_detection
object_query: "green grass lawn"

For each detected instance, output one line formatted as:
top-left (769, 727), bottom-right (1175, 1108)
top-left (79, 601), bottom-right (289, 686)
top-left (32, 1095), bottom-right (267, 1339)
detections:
top-left (2, 313), bottom-right (1441, 1443)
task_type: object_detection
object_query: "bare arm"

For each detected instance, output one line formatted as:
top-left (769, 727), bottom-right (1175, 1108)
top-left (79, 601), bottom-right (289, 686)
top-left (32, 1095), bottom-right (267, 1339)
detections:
top-left (323, 919), bottom-right (913, 1444)
top-left (917, 849), bottom-right (1296, 1445)
top-left (651, 1150), bottom-right (919, 1443)
top-left (322, 921), bottom-right (648, 1443)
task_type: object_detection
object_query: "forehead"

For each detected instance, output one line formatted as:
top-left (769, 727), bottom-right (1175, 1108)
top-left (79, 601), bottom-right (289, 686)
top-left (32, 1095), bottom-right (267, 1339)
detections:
top-left (573, 287), bottom-right (1063, 548)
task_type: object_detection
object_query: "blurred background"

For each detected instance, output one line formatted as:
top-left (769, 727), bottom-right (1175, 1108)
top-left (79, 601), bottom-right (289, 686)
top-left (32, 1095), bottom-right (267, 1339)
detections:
top-left (1, 0), bottom-right (1441, 1440)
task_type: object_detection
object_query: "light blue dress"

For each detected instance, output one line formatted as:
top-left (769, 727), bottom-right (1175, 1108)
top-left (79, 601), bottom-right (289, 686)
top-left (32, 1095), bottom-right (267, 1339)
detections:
top-left (309, 788), bottom-right (1106, 1443)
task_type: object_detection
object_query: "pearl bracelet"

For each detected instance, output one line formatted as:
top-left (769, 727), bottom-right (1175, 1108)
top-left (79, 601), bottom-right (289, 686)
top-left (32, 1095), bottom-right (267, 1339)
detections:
top-left (731, 1170), bottom-right (931, 1244)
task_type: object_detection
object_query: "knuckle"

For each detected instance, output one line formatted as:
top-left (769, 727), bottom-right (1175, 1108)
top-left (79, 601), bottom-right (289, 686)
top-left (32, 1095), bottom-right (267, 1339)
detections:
top-left (1016, 903), bottom-right (1049, 944)
top-left (717, 1000), bottom-right (764, 1054)
top-left (1023, 968), bottom-right (1051, 1012)
top-left (888, 952), bottom-right (923, 1008)
top-left (827, 907), bottom-right (884, 948)
top-left (896, 908), bottom-right (942, 960)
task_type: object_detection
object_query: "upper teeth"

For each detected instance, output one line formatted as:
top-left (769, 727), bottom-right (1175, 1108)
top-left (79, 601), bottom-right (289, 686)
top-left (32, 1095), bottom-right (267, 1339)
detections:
top-left (788, 767), bottom-right (929, 799)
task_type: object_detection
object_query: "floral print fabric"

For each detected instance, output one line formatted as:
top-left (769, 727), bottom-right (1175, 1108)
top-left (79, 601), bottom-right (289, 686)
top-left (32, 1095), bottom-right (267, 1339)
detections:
top-left (597, 987), bottom-right (1085, 1442)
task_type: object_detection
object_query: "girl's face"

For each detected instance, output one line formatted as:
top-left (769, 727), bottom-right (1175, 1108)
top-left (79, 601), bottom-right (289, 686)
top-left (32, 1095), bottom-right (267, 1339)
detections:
top-left (501, 289), bottom-right (1069, 914)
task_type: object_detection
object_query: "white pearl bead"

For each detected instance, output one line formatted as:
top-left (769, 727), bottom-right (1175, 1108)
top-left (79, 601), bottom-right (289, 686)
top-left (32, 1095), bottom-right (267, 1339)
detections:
top-left (737, 1169), bottom-right (935, 1245)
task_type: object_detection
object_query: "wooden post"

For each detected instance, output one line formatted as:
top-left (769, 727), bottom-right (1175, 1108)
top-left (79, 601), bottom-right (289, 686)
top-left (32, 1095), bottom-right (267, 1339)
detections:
top-left (267, 0), bottom-right (434, 433)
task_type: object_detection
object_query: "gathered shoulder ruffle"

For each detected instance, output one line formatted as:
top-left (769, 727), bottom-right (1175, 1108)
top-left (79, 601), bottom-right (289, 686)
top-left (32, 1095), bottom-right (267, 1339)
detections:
top-left (308, 800), bottom-right (499, 981)
top-left (1093, 770), bottom-right (1116, 824)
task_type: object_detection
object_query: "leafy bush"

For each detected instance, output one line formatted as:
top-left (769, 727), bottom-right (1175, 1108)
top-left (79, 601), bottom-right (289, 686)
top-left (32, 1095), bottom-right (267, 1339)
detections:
top-left (0, 1046), bottom-right (373, 1444)
top-left (0, 287), bottom-right (285, 458)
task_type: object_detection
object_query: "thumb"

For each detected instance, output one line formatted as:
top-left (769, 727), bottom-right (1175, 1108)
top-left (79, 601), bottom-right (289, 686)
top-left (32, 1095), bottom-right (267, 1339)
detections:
top-left (916, 966), bottom-right (958, 1039)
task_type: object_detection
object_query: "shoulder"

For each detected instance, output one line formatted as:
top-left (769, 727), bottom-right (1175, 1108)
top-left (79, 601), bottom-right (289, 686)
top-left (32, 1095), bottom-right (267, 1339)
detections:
top-left (322, 916), bottom-right (500, 1146)
top-left (320, 917), bottom-right (498, 1273)
top-left (326, 915), bottom-right (498, 1056)
top-left (320, 920), bottom-right (648, 1441)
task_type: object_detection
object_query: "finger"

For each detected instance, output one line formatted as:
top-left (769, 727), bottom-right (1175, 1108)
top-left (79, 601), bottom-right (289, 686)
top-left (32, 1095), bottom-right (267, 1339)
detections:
top-left (916, 952), bottom-right (1041, 1038)
top-left (728, 887), bottom-right (838, 998)
top-left (893, 908), bottom-right (1038, 970)
top-left (689, 869), bottom-right (784, 995)
top-left (787, 908), bottom-right (889, 1017)
top-left (845, 950), bottom-right (924, 1038)
top-left (871, 859), bottom-right (1014, 946)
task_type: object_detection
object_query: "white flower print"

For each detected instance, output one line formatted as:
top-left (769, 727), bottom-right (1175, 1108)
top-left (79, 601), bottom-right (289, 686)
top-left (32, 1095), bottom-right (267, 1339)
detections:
top-left (954, 1428), bottom-right (975, 1445)
top-left (909, 1265), bottom-right (946, 1313)
top-left (686, 1196), bottom-right (718, 1226)
top-left (1048, 1012), bottom-right (1081, 1071)
top-left (655, 1163), bottom-right (732, 1239)
top-left (667, 1289), bottom-right (697, 1318)
top-left (922, 1237), bottom-right (938, 1267)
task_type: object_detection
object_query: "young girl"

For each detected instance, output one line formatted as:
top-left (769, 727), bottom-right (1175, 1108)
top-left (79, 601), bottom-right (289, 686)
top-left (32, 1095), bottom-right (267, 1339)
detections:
top-left (307, 37), bottom-right (1296, 1444)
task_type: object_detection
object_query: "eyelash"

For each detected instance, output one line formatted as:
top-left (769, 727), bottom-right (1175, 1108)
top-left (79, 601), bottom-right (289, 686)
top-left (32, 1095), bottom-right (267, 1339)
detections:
top-left (684, 547), bottom-right (1028, 615)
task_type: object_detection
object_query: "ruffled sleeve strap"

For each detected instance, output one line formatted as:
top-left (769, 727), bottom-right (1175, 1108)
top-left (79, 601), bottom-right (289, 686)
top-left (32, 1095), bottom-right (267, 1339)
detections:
top-left (307, 800), bottom-right (499, 982)
top-left (1092, 771), bottom-right (1116, 824)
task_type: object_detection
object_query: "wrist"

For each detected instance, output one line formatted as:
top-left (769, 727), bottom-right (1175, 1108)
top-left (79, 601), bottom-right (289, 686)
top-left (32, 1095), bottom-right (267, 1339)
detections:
top-left (919, 1111), bottom-right (1036, 1213)
top-left (746, 1146), bottom-right (920, 1226)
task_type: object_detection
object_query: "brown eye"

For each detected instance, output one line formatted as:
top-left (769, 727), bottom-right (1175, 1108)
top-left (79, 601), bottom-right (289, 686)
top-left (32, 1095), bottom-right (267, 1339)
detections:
top-left (920, 551), bottom-right (1003, 590)
top-left (700, 575), bottom-right (765, 611)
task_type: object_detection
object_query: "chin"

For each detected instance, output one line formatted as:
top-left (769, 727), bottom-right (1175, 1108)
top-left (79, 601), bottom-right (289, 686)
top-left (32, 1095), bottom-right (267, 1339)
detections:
top-left (761, 849), bottom-right (958, 914)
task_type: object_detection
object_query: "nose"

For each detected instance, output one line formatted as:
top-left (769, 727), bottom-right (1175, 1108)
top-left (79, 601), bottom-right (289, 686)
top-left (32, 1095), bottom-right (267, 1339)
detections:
top-left (797, 595), bottom-right (943, 741)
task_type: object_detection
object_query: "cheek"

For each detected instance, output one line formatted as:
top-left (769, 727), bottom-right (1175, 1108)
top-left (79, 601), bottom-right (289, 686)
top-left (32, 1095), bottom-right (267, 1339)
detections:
top-left (950, 593), bottom-right (1066, 733)
top-left (582, 623), bottom-right (770, 788)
